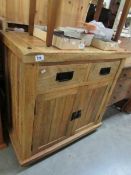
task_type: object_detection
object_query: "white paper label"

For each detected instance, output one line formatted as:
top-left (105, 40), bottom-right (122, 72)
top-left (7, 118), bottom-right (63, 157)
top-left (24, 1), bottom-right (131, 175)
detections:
top-left (79, 43), bottom-right (85, 49)
top-left (35, 55), bottom-right (45, 62)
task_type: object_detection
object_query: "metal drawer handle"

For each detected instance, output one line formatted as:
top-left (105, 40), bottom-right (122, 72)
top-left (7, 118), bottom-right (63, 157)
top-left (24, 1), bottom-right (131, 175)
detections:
top-left (56, 71), bottom-right (74, 82)
top-left (71, 110), bottom-right (81, 121)
top-left (100, 67), bottom-right (111, 76)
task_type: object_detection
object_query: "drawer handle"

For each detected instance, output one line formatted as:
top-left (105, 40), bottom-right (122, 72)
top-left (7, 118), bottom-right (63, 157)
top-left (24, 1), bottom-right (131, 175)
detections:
top-left (71, 110), bottom-right (81, 121)
top-left (56, 71), bottom-right (74, 82)
top-left (100, 67), bottom-right (111, 76)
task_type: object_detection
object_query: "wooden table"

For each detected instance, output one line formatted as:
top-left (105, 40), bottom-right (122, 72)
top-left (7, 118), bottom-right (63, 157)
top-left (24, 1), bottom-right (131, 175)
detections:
top-left (1, 31), bottom-right (131, 165)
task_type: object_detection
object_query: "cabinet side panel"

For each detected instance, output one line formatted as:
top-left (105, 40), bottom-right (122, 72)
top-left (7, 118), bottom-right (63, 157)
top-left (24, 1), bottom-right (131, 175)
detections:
top-left (5, 49), bottom-right (38, 161)
top-left (5, 48), bottom-right (22, 158)
top-left (19, 63), bottom-right (38, 160)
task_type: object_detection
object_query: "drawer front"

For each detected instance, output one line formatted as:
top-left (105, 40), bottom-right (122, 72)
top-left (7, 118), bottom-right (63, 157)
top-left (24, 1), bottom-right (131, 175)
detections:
top-left (37, 64), bottom-right (90, 93)
top-left (88, 61), bottom-right (120, 82)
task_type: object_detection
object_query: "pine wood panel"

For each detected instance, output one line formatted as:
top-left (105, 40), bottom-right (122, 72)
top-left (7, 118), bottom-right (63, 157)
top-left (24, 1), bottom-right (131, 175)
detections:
top-left (88, 61), bottom-right (121, 82)
top-left (71, 83), bottom-right (110, 134)
top-left (2, 31), bottom-right (127, 166)
top-left (32, 88), bottom-right (78, 153)
top-left (1, 32), bottom-right (131, 64)
top-left (5, 48), bottom-right (38, 160)
top-left (6, 50), bottom-right (21, 144)
top-left (5, 48), bottom-right (24, 159)
top-left (6, 0), bottom-right (30, 24)
top-left (1, 0), bottom-right (90, 26)
top-left (0, 0), bottom-right (6, 18)
top-left (37, 64), bottom-right (90, 93)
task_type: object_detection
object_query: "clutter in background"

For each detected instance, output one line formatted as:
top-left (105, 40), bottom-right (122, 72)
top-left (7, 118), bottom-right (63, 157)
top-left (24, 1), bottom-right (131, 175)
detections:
top-left (33, 21), bottom-right (119, 51)
top-left (90, 20), bottom-right (114, 41)
top-left (90, 20), bottom-right (119, 51)
top-left (53, 25), bottom-right (95, 49)
top-left (33, 23), bottom-right (96, 50)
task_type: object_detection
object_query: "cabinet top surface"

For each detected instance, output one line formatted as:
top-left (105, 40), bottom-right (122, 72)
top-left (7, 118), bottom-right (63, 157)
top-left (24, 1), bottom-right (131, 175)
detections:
top-left (1, 31), bottom-right (131, 63)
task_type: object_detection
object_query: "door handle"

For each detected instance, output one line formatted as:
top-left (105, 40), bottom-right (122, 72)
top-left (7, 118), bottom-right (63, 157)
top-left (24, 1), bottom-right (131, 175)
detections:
top-left (100, 67), bottom-right (111, 75)
top-left (71, 110), bottom-right (81, 121)
top-left (56, 71), bottom-right (74, 82)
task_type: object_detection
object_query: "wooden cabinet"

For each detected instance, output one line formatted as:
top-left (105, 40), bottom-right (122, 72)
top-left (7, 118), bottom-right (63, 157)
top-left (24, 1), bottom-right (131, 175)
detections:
top-left (1, 32), bottom-right (130, 165)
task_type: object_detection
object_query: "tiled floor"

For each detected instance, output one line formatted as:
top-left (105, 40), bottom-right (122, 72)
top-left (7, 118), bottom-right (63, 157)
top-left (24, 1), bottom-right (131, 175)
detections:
top-left (0, 108), bottom-right (131, 175)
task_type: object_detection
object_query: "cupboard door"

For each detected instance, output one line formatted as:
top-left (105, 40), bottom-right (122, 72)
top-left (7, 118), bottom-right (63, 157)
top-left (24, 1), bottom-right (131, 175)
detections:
top-left (71, 83), bottom-right (110, 134)
top-left (32, 88), bottom-right (79, 153)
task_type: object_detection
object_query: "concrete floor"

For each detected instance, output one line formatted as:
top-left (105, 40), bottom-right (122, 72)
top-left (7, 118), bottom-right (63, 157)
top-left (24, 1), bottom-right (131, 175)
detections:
top-left (0, 107), bottom-right (131, 175)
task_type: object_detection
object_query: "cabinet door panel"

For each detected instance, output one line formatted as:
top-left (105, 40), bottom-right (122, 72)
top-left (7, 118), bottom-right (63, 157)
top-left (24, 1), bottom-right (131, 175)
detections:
top-left (72, 83), bottom-right (110, 134)
top-left (32, 83), bottom-right (110, 153)
top-left (32, 88), bottom-right (78, 153)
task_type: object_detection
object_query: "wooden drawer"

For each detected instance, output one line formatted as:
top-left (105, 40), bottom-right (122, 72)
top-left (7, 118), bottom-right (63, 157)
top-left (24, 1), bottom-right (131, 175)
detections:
top-left (37, 64), bottom-right (90, 93)
top-left (88, 61), bottom-right (120, 82)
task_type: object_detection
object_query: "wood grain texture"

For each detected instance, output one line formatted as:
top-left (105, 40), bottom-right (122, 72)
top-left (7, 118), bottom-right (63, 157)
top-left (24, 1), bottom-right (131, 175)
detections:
top-left (37, 64), bottom-right (90, 93)
top-left (0, 0), bottom-right (90, 27)
top-left (0, 0), bottom-right (6, 18)
top-left (6, 0), bottom-right (30, 24)
top-left (1, 32), bottom-right (131, 64)
top-left (71, 82), bottom-right (110, 134)
top-left (2, 31), bottom-right (128, 165)
top-left (97, 59), bottom-right (126, 123)
top-left (88, 61), bottom-right (121, 82)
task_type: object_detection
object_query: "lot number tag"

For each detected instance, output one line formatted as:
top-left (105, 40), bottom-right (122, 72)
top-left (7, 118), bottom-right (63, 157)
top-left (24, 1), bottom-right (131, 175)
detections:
top-left (35, 55), bottom-right (45, 62)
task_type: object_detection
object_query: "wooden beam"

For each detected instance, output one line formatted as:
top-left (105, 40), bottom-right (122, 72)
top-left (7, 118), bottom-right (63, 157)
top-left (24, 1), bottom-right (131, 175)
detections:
top-left (94, 0), bottom-right (104, 21)
top-left (114, 0), bottom-right (131, 41)
top-left (28, 0), bottom-right (37, 35)
top-left (46, 0), bottom-right (61, 47)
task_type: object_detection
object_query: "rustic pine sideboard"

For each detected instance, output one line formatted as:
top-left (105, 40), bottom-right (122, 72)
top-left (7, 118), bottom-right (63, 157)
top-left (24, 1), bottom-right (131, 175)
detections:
top-left (1, 31), bottom-right (131, 165)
